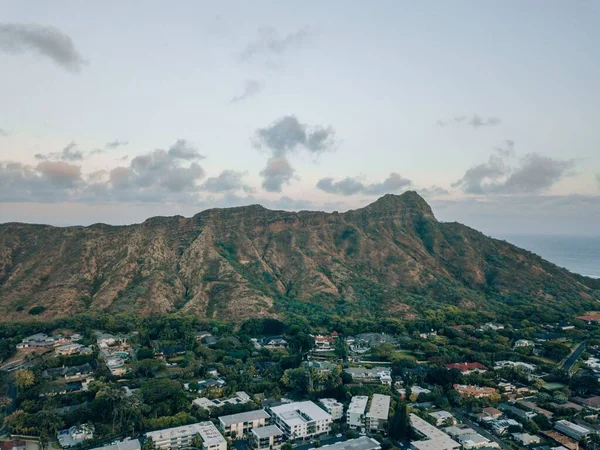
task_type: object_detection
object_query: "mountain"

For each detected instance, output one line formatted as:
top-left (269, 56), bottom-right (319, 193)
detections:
top-left (0, 192), bottom-right (598, 322)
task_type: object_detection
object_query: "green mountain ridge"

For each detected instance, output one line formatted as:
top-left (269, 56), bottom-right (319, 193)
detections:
top-left (0, 191), bottom-right (598, 322)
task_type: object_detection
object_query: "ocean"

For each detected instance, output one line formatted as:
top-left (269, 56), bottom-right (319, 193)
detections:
top-left (496, 234), bottom-right (600, 279)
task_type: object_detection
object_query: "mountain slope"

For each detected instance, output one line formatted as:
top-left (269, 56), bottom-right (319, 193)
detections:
top-left (0, 192), bottom-right (598, 322)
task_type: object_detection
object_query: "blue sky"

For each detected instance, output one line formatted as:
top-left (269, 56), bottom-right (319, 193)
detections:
top-left (0, 1), bottom-right (599, 235)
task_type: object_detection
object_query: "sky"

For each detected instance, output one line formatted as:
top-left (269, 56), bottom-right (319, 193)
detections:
top-left (1, 1), bottom-right (599, 236)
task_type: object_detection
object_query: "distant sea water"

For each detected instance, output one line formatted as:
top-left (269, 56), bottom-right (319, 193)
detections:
top-left (496, 234), bottom-right (600, 279)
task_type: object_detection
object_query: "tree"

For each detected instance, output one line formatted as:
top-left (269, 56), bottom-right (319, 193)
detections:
top-left (35, 410), bottom-right (64, 450)
top-left (0, 395), bottom-right (12, 413)
top-left (281, 367), bottom-right (311, 396)
top-left (13, 369), bottom-right (35, 390)
top-left (388, 401), bottom-right (410, 440)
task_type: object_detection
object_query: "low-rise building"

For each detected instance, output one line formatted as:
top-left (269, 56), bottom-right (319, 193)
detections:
top-left (146, 422), bottom-right (226, 450)
top-left (347, 396), bottom-right (369, 431)
top-left (398, 386), bottom-right (431, 399)
top-left (445, 363), bottom-right (487, 374)
top-left (512, 433), bottom-right (541, 446)
top-left (410, 414), bottom-right (461, 450)
top-left (500, 404), bottom-right (537, 421)
top-left (218, 409), bottom-right (270, 438)
top-left (555, 420), bottom-right (593, 442)
top-left (193, 391), bottom-right (252, 410)
top-left (344, 367), bottom-right (392, 385)
top-left (263, 337), bottom-right (288, 350)
top-left (249, 425), bottom-right (285, 450)
top-left (57, 424), bottom-right (94, 448)
top-left (456, 433), bottom-right (497, 449)
top-left (453, 384), bottom-right (498, 398)
top-left (482, 407), bottom-right (503, 420)
top-left (491, 419), bottom-right (521, 435)
top-left (270, 401), bottom-right (332, 440)
top-left (366, 394), bottom-right (390, 432)
top-left (315, 437), bottom-right (381, 450)
top-left (320, 398), bottom-right (344, 420)
top-left (91, 439), bottom-right (141, 450)
top-left (429, 411), bottom-right (455, 427)
top-left (17, 333), bottom-right (56, 349)
top-left (514, 340), bottom-right (535, 348)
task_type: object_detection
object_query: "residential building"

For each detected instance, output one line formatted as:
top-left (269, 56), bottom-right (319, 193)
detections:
top-left (512, 433), bottom-right (541, 446)
top-left (55, 343), bottom-right (91, 356)
top-left (573, 396), bottom-right (600, 410)
top-left (514, 340), bottom-right (534, 348)
top-left (305, 360), bottom-right (339, 374)
top-left (428, 411), bottom-right (455, 427)
top-left (456, 433), bottom-right (496, 449)
top-left (344, 367), bottom-right (392, 385)
top-left (542, 431), bottom-right (580, 450)
top-left (347, 396), bottom-right (369, 431)
top-left (443, 427), bottom-right (475, 439)
top-left (17, 333), bottom-right (55, 349)
top-left (398, 386), bottom-right (431, 399)
top-left (445, 363), bottom-right (487, 374)
top-left (453, 384), bottom-right (498, 398)
top-left (218, 409), bottom-right (270, 438)
top-left (555, 421), bottom-right (593, 442)
top-left (491, 419), bottom-right (521, 435)
top-left (249, 425), bottom-right (285, 450)
top-left (320, 398), bottom-right (344, 420)
top-left (517, 401), bottom-right (554, 418)
top-left (494, 361), bottom-right (536, 372)
top-left (409, 414), bottom-right (461, 450)
top-left (193, 391), bottom-right (252, 410)
top-left (316, 437), bottom-right (381, 450)
top-left (91, 439), bottom-right (141, 450)
top-left (314, 335), bottom-right (336, 351)
top-left (263, 337), bottom-right (288, 350)
top-left (499, 404), bottom-right (537, 421)
top-left (270, 401), bottom-right (332, 440)
top-left (57, 424), bottom-right (94, 448)
top-left (482, 407), bottom-right (503, 419)
top-left (146, 422), bottom-right (226, 450)
top-left (0, 442), bottom-right (26, 450)
top-left (366, 394), bottom-right (390, 432)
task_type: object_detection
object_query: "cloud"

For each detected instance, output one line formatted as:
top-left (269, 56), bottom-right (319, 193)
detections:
top-left (0, 128), bottom-right (8, 137)
top-left (167, 139), bottom-right (204, 160)
top-left (105, 140), bottom-right (128, 149)
top-left (35, 141), bottom-right (85, 161)
top-left (260, 156), bottom-right (295, 192)
top-left (230, 80), bottom-right (264, 103)
top-left (418, 186), bottom-right (450, 197)
top-left (0, 23), bottom-right (86, 72)
top-left (255, 115), bottom-right (336, 192)
top-left (316, 172), bottom-right (413, 196)
top-left (437, 114), bottom-right (501, 129)
top-left (241, 26), bottom-right (310, 68)
top-left (202, 170), bottom-right (254, 193)
top-left (453, 142), bottom-right (576, 195)
top-left (596, 174), bottom-right (600, 190)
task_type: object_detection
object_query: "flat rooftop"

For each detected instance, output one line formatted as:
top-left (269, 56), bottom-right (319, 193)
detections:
top-left (252, 425), bottom-right (284, 439)
top-left (146, 422), bottom-right (225, 446)
top-left (316, 437), bottom-right (381, 450)
top-left (219, 409), bottom-right (270, 425)
top-left (348, 396), bottom-right (369, 414)
top-left (367, 394), bottom-right (390, 421)
top-left (410, 414), bottom-right (461, 450)
top-left (270, 401), bottom-right (332, 426)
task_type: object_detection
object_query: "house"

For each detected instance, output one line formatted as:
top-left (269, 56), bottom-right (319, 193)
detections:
top-left (517, 401), bottom-right (554, 418)
top-left (270, 401), bottom-right (332, 440)
top-left (347, 396), bottom-right (369, 431)
top-left (445, 362), bottom-right (487, 374)
top-left (419, 330), bottom-right (437, 339)
top-left (320, 398), bottom-right (344, 420)
top-left (55, 343), bottom-right (91, 356)
top-left (480, 323), bottom-right (505, 332)
top-left (193, 391), bottom-right (252, 410)
top-left (186, 378), bottom-right (226, 393)
top-left (57, 424), bottom-right (94, 448)
top-left (249, 425), bottom-right (285, 450)
top-left (491, 419), bottom-right (521, 435)
top-left (494, 361), bottom-right (536, 372)
top-left (218, 409), bottom-right (270, 438)
top-left (456, 433), bottom-right (497, 449)
top-left (512, 433), bottom-right (541, 446)
top-left (195, 331), bottom-right (212, 341)
top-left (500, 404), bottom-right (537, 421)
top-left (0, 441), bottom-right (26, 450)
top-left (514, 340), bottom-right (535, 348)
top-left (202, 335), bottom-right (218, 347)
top-left (542, 431), bottom-right (580, 450)
top-left (316, 437), bottom-right (381, 450)
top-left (43, 363), bottom-right (93, 380)
top-left (428, 411), bottom-right (455, 427)
top-left (482, 407), bottom-right (503, 420)
top-left (314, 334), bottom-right (337, 351)
top-left (17, 333), bottom-right (55, 349)
top-left (409, 413), bottom-right (461, 450)
top-left (443, 427), bottom-right (476, 439)
top-left (366, 394), bottom-right (390, 432)
top-left (96, 332), bottom-right (117, 348)
top-left (573, 396), bottom-right (600, 410)
top-left (91, 439), bottom-right (141, 450)
top-left (146, 422), bottom-right (226, 450)
top-left (398, 386), bottom-right (431, 399)
top-left (304, 360), bottom-right (339, 374)
top-left (263, 336), bottom-right (288, 350)
top-left (344, 367), bottom-right (392, 385)
top-left (453, 384), bottom-right (498, 398)
top-left (554, 420), bottom-right (593, 442)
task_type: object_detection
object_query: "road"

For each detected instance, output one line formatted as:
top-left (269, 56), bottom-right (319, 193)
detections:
top-left (560, 341), bottom-right (587, 374)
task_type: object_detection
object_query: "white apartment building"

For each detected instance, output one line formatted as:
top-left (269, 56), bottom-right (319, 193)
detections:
top-left (218, 409), bottom-right (271, 438)
top-left (347, 396), bottom-right (369, 431)
top-left (320, 398), bottom-right (344, 420)
top-left (146, 422), bottom-right (226, 450)
top-left (410, 414), bottom-right (461, 450)
top-left (249, 425), bottom-right (285, 450)
top-left (366, 394), bottom-right (390, 433)
top-left (270, 401), bottom-right (332, 440)
top-left (555, 420), bottom-right (593, 441)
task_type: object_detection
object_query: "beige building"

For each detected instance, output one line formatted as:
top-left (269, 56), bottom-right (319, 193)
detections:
top-left (218, 409), bottom-right (271, 438)
top-left (249, 425), bottom-right (285, 450)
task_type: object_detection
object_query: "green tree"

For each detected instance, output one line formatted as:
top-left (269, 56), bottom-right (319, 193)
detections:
top-left (35, 410), bottom-right (64, 450)
top-left (13, 369), bottom-right (35, 390)
top-left (388, 401), bottom-right (410, 440)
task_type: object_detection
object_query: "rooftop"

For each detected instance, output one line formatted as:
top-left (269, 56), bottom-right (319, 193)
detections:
top-left (146, 422), bottom-right (225, 446)
top-left (91, 439), bottom-right (141, 450)
top-left (367, 394), bottom-right (390, 420)
top-left (410, 414), bottom-right (461, 450)
top-left (270, 401), bottom-right (332, 426)
top-left (348, 396), bottom-right (369, 414)
top-left (316, 437), bottom-right (382, 450)
top-left (219, 409), bottom-right (270, 425)
top-left (251, 425), bottom-right (284, 439)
